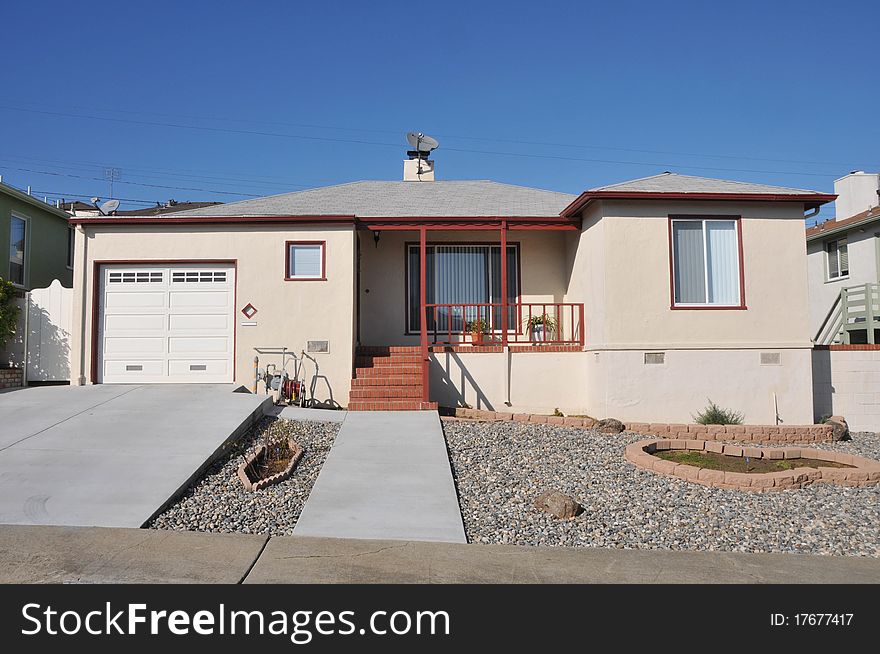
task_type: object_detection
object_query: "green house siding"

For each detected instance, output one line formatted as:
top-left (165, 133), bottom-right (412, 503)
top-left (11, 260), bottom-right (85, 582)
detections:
top-left (0, 187), bottom-right (72, 290)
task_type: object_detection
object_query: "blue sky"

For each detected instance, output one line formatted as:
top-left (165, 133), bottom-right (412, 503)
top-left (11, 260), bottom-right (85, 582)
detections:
top-left (1, 0), bottom-right (877, 221)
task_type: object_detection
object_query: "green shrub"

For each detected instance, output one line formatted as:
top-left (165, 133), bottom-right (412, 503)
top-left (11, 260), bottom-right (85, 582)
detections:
top-left (0, 278), bottom-right (20, 351)
top-left (693, 399), bottom-right (744, 425)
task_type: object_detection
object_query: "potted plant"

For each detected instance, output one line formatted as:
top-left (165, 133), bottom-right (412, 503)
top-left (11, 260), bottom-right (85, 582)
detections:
top-left (466, 319), bottom-right (488, 345)
top-left (527, 314), bottom-right (557, 343)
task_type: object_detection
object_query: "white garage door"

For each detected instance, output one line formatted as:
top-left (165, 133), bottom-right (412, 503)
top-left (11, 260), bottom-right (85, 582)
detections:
top-left (98, 264), bottom-right (235, 383)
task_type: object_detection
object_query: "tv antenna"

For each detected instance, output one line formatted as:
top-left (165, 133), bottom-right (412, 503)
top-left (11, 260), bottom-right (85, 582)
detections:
top-left (405, 132), bottom-right (439, 175)
top-left (103, 167), bottom-right (121, 198)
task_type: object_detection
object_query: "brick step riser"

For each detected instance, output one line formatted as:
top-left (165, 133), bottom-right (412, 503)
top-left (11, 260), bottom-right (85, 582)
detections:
top-left (355, 357), bottom-right (422, 366)
top-left (356, 346), bottom-right (421, 355)
top-left (354, 366), bottom-right (421, 377)
top-left (350, 388), bottom-right (423, 399)
top-left (351, 376), bottom-right (422, 387)
top-left (348, 401), bottom-right (438, 411)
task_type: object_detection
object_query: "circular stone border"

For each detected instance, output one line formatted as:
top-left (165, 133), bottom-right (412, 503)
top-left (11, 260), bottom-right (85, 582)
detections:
top-left (624, 439), bottom-right (880, 492)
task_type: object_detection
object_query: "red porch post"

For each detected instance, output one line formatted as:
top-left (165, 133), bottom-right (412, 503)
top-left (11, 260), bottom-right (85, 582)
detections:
top-left (419, 226), bottom-right (429, 403)
top-left (500, 220), bottom-right (508, 348)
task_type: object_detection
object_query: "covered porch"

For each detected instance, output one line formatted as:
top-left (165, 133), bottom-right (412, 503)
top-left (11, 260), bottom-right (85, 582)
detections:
top-left (353, 217), bottom-right (586, 411)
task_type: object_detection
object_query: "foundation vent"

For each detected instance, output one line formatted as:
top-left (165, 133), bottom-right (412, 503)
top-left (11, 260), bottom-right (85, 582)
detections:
top-left (644, 352), bottom-right (665, 365)
top-left (760, 352), bottom-right (781, 365)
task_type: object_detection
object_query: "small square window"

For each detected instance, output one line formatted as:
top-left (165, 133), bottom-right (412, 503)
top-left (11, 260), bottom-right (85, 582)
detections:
top-left (241, 303), bottom-right (258, 319)
top-left (286, 242), bottom-right (325, 280)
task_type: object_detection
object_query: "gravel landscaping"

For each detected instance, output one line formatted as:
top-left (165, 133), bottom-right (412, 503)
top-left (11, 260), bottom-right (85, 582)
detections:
top-left (443, 419), bottom-right (880, 557)
top-left (149, 417), bottom-right (338, 536)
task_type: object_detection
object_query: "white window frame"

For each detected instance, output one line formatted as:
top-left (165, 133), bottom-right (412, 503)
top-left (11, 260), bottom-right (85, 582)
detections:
top-left (285, 241), bottom-right (326, 281)
top-left (825, 237), bottom-right (849, 282)
top-left (670, 217), bottom-right (743, 308)
top-left (8, 212), bottom-right (29, 288)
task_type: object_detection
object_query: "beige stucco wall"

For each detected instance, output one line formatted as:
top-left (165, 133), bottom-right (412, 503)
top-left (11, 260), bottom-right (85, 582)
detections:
top-left (358, 229), bottom-right (568, 346)
top-left (70, 223), bottom-right (356, 404)
top-left (429, 350), bottom-right (589, 415)
top-left (807, 227), bottom-right (879, 337)
top-left (812, 348), bottom-right (880, 432)
top-left (593, 200), bottom-right (812, 348)
top-left (585, 347), bottom-right (814, 424)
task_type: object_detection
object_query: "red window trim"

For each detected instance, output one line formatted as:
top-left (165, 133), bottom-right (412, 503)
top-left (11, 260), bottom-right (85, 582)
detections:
top-left (402, 241), bottom-right (524, 336)
top-left (667, 215), bottom-right (747, 311)
top-left (284, 240), bottom-right (327, 281)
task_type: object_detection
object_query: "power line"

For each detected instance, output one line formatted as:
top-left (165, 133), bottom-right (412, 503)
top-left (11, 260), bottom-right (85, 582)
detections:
top-left (0, 165), bottom-right (262, 197)
top-left (12, 99), bottom-right (877, 169)
top-left (0, 104), bottom-right (853, 179)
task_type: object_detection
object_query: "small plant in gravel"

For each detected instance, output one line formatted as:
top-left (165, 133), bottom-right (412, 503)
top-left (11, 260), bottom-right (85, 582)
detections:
top-left (693, 399), bottom-right (744, 425)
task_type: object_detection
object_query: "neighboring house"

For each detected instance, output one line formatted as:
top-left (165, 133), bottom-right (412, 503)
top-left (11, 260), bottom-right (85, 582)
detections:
top-left (62, 199), bottom-right (223, 217)
top-left (1, 181), bottom-right (74, 290)
top-left (807, 171), bottom-right (880, 344)
top-left (66, 160), bottom-right (834, 425)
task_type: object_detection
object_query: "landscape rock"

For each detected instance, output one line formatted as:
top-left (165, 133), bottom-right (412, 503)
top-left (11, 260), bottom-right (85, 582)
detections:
top-left (827, 416), bottom-right (851, 442)
top-left (534, 490), bottom-right (583, 519)
top-left (597, 418), bottom-right (625, 434)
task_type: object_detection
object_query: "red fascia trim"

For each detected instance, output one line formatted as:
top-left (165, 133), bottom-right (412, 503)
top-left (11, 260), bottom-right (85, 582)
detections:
top-left (70, 214), bottom-right (356, 226)
top-left (667, 215), bottom-right (748, 311)
top-left (90, 259), bottom-right (238, 384)
top-left (561, 191), bottom-right (837, 217)
top-left (284, 240), bottom-right (327, 281)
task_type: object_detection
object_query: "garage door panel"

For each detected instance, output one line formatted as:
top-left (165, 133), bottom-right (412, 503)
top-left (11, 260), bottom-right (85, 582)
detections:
top-left (103, 359), bottom-right (165, 377)
top-left (169, 291), bottom-right (229, 309)
top-left (99, 264), bottom-right (234, 384)
top-left (168, 336), bottom-right (229, 353)
top-left (104, 291), bottom-right (167, 309)
top-left (168, 314), bottom-right (229, 331)
top-left (103, 336), bottom-right (165, 355)
top-left (168, 359), bottom-right (229, 376)
top-left (105, 314), bottom-right (165, 332)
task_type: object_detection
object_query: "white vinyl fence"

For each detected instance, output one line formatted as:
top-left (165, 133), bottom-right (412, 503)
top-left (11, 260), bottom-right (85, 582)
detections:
top-left (25, 279), bottom-right (73, 383)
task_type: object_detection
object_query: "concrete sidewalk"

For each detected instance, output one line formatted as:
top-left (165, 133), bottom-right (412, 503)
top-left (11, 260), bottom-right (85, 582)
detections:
top-left (2, 525), bottom-right (879, 584)
top-left (293, 411), bottom-right (466, 543)
top-left (0, 385), bottom-right (269, 528)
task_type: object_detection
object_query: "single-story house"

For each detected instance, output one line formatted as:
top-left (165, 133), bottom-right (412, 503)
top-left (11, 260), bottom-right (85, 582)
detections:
top-left (67, 162), bottom-right (835, 424)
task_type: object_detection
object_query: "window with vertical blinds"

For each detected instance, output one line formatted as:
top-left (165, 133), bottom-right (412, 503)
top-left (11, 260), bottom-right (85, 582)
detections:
top-left (671, 218), bottom-right (742, 306)
top-left (826, 238), bottom-right (849, 280)
top-left (286, 242), bottom-right (325, 279)
top-left (407, 244), bottom-right (520, 333)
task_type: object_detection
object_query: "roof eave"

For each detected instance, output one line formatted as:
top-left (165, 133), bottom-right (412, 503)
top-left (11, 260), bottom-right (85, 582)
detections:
top-left (560, 191), bottom-right (837, 217)
top-left (806, 212), bottom-right (880, 242)
top-left (0, 183), bottom-right (72, 220)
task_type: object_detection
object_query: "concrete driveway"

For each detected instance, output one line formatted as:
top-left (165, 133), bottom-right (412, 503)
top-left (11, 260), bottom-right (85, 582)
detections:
top-left (0, 384), bottom-right (268, 527)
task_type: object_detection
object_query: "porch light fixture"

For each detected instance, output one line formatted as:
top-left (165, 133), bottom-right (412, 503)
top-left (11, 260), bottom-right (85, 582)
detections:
top-left (373, 230), bottom-right (381, 248)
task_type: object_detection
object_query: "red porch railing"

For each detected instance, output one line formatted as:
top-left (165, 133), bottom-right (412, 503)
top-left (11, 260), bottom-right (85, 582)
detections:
top-left (423, 302), bottom-right (585, 347)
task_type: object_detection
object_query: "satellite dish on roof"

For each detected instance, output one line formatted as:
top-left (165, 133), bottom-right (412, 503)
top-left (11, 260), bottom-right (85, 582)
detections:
top-left (406, 132), bottom-right (439, 153)
top-left (99, 199), bottom-right (120, 215)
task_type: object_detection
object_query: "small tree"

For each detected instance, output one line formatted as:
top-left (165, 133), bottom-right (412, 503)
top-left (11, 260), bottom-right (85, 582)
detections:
top-left (0, 278), bottom-right (20, 352)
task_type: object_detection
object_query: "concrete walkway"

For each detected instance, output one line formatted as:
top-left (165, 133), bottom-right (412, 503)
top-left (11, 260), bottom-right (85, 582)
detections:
top-left (0, 385), bottom-right (268, 528)
top-left (3, 525), bottom-right (879, 584)
top-left (293, 411), bottom-right (466, 543)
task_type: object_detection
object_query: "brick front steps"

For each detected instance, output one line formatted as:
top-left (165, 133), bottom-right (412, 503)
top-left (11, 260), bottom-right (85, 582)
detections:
top-left (349, 346), bottom-right (437, 411)
top-left (625, 439), bottom-right (880, 491)
top-left (446, 407), bottom-right (835, 443)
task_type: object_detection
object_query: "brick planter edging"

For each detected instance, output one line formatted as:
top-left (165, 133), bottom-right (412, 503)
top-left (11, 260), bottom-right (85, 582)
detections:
top-left (444, 407), bottom-right (835, 443)
top-left (0, 367), bottom-right (23, 390)
top-left (237, 438), bottom-right (304, 492)
top-left (624, 438), bottom-right (880, 491)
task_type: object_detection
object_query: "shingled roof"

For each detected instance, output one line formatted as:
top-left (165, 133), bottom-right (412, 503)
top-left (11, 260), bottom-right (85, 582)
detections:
top-left (170, 181), bottom-right (576, 218)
